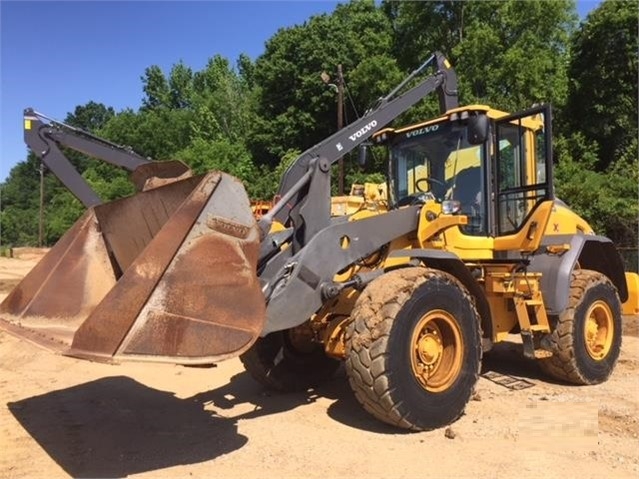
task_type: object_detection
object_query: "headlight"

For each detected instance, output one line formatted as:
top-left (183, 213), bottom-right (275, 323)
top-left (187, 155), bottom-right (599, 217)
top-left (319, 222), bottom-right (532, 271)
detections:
top-left (442, 200), bottom-right (461, 215)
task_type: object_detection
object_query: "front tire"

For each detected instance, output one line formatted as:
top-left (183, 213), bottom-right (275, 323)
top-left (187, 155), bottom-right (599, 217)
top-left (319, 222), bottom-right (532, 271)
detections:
top-left (539, 269), bottom-right (622, 385)
top-left (345, 267), bottom-right (482, 431)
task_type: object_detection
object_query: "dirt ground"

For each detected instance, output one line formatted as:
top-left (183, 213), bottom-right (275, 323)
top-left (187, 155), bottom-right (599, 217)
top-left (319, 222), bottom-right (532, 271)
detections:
top-left (0, 251), bottom-right (638, 479)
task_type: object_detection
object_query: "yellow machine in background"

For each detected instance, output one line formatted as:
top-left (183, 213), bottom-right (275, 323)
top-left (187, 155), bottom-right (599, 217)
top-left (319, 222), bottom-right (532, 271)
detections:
top-left (330, 182), bottom-right (388, 216)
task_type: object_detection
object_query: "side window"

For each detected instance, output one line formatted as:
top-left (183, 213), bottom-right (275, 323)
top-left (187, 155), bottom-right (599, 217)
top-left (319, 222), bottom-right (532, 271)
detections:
top-left (535, 129), bottom-right (547, 183)
top-left (497, 127), bottom-right (525, 190)
top-left (394, 150), bottom-right (427, 198)
top-left (495, 110), bottom-right (551, 235)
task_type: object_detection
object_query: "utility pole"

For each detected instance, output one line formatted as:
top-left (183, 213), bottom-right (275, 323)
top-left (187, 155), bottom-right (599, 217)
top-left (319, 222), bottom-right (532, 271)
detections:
top-left (321, 65), bottom-right (346, 195)
top-left (336, 64), bottom-right (345, 195)
top-left (38, 161), bottom-right (44, 247)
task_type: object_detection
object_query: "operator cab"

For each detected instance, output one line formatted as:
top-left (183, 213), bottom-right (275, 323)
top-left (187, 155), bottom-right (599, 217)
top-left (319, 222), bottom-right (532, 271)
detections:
top-left (373, 104), bottom-right (554, 239)
top-left (385, 114), bottom-right (487, 235)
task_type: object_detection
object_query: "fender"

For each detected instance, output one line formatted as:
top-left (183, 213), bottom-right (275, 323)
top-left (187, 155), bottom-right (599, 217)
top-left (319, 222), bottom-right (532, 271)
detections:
top-left (528, 234), bottom-right (628, 315)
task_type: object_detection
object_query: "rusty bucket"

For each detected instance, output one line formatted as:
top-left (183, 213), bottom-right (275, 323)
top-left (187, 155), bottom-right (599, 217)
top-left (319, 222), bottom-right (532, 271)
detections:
top-left (0, 172), bottom-right (266, 364)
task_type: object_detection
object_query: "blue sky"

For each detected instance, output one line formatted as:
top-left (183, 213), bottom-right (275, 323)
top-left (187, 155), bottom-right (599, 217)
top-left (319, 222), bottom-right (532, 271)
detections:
top-left (0, 0), bottom-right (601, 182)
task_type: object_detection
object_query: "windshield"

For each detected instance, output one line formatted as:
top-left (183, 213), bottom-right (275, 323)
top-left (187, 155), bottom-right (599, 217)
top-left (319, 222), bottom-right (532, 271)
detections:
top-left (390, 120), bottom-right (487, 235)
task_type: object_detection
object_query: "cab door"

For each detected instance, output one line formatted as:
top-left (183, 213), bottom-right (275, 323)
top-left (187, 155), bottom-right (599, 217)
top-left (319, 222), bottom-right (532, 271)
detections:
top-left (492, 105), bottom-right (554, 252)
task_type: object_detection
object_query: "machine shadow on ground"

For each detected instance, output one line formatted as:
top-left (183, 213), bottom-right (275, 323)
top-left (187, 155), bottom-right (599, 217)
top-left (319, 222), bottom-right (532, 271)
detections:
top-left (7, 376), bottom-right (248, 478)
top-left (191, 351), bottom-right (565, 435)
top-left (7, 369), bottom-right (394, 477)
top-left (6, 345), bottom-right (589, 477)
top-left (189, 369), bottom-right (335, 420)
top-left (191, 368), bottom-right (402, 435)
top-left (480, 342), bottom-right (550, 382)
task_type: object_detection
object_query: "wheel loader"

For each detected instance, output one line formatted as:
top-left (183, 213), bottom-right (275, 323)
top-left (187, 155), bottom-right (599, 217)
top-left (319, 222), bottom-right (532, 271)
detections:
top-left (2, 52), bottom-right (637, 431)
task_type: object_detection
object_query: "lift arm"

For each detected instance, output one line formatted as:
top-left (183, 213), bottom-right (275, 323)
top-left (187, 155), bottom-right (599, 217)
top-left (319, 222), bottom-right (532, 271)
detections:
top-left (23, 109), bottom-right (190, 207)
top-left (259, 52), bottom-right (458, 247)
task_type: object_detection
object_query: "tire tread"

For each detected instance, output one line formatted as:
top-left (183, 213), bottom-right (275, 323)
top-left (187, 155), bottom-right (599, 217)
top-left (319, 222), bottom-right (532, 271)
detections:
top-left (345, 267), bottom-right (481, 430)
top-left (539, 269), bottom-right (621, 385)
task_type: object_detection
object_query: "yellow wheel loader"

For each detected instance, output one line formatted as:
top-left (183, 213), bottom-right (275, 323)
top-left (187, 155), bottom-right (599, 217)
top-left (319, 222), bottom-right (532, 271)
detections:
top-left (2, 53), bottom-right (637, 431)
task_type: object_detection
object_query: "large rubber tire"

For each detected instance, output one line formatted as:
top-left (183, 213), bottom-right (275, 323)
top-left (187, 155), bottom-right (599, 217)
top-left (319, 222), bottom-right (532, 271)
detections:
top-left (539, 269), bottom-right (622, 385)
top-left (345, 267), bottom-right (482, 431)
top-left (239, 328), bottom-right (340, 392)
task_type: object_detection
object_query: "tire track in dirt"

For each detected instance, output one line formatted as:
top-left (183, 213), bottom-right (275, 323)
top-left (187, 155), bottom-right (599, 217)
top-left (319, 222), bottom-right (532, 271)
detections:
top-left (599, 408), bottom-right (639, 438)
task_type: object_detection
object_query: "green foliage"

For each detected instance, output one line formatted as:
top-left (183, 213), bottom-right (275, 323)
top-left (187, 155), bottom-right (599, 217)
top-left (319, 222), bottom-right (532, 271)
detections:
top-left (83, 165), bottom-right (135, 201)
top-left (99, 108), bottom-right (193, 160)
top-left (250, 0), bottom-right (400, 165)
top-left (346, 170), bottom-right (386, 186)
top-left (553, 0), bottom-right (638, 247)
top-left (174, 138), bottom-right (253, 178)
top-left (65, 101), bottom-right (115, 130)
top-left (555, 135), bottom-right (638, 246)
top-left (43, 190), bottom-right (84, 244)
top-left (562, 0), bottom-right (638, 171)
top-left (1, 155), bottom-right (40, 246)
top-left (190, 55), bottom-right (258, 143)
top-left (386, 0), bottom-right (576, 113)
top-left (142, 65), bottom-right (171, 110)
top-left (168, 62), bottom-right (194, 109)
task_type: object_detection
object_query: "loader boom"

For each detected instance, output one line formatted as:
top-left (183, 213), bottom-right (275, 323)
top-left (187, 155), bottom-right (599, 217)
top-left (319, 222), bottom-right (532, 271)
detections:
top-left (256, 53), bottom-right (460, 333)
top-left (261, 52), bottom-right (458, 247)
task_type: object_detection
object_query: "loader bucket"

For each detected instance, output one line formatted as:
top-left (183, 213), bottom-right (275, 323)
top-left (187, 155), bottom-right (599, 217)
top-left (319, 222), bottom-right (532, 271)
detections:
top-left (0, 171), bottom-right (266, 365)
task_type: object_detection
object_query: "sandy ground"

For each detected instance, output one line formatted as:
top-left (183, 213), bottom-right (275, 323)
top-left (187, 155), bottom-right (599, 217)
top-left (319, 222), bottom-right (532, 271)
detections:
top-left (0, 251), bottom-right (638, 479)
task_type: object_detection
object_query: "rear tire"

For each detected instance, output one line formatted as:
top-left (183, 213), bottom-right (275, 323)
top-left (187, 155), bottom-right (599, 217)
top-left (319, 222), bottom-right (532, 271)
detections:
top-left (345, 267), bottom-right (482, 431)
top-left (539, 269), bottom-right (622, 385)
top-left (240, 325), bottom-right (340, 392)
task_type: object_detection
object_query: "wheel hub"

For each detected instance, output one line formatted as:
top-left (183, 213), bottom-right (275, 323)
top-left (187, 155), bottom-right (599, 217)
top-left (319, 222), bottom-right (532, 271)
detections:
top-left (411, 310), bottom-right (463, 393)
top-left (584, 300), bottom-right (614, 361)
top-left (417, 332), bottom-right (442, 365)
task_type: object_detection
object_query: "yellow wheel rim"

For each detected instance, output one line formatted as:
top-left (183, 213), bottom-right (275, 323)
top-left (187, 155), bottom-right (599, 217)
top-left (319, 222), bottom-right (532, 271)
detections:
top-left (410, 310), bottom-right (463, 393)
top-left (583, 300), bottom-right (614, 361)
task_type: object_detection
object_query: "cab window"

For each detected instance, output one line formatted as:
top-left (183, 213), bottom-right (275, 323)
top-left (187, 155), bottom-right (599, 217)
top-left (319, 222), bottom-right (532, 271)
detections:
top-left (495, 112), bottom-right (551, 235)
top-left (390, 121), bottom-right (487, 235)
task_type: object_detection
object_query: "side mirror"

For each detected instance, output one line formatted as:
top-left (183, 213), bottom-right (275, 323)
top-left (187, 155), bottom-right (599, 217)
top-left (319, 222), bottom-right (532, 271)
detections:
top-left (467, 114), bottom-right (489, 145)
top-left (358, 143), bottom-right (370, 167)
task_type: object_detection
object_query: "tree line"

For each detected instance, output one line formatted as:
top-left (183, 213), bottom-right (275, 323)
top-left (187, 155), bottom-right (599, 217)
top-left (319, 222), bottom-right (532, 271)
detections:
top-left (1, 0), bottom-right (637, 251)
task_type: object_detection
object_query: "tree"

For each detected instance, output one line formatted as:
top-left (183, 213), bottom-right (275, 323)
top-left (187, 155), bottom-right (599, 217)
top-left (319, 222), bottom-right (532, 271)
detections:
top-left (562, 0), bottom-right (638, 171)
top-left (383, 1), bottom-right (465, 73)
top-left (142, 65), bottom-right (170, 110)
top-left (555, 135), bottom-right (638, 247)
top-left (385, 0), bottom-right (576, 112)
top-left (99, 107), bottom-right (193, 161)
top-left (191, 55), bottom-right (258, 144)
top-left (168, 62), bottom-right (194, 109)
top-left (65, 101), bottom-right (115, 131)
top-left (554, 0), bottom-right (638, 247)
top-left (0, 155), bottom-right (41, 245)
top-left (250, 0), bottom-right (401, 166)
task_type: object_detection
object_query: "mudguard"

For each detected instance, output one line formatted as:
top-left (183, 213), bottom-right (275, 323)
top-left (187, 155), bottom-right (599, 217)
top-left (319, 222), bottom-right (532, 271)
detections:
top-left (529, 234), bottom-right (628, 316)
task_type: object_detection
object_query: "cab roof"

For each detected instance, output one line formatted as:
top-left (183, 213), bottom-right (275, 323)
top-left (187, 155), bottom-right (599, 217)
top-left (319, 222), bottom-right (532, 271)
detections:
top-left (374, 104), bottom-right (543, 141)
